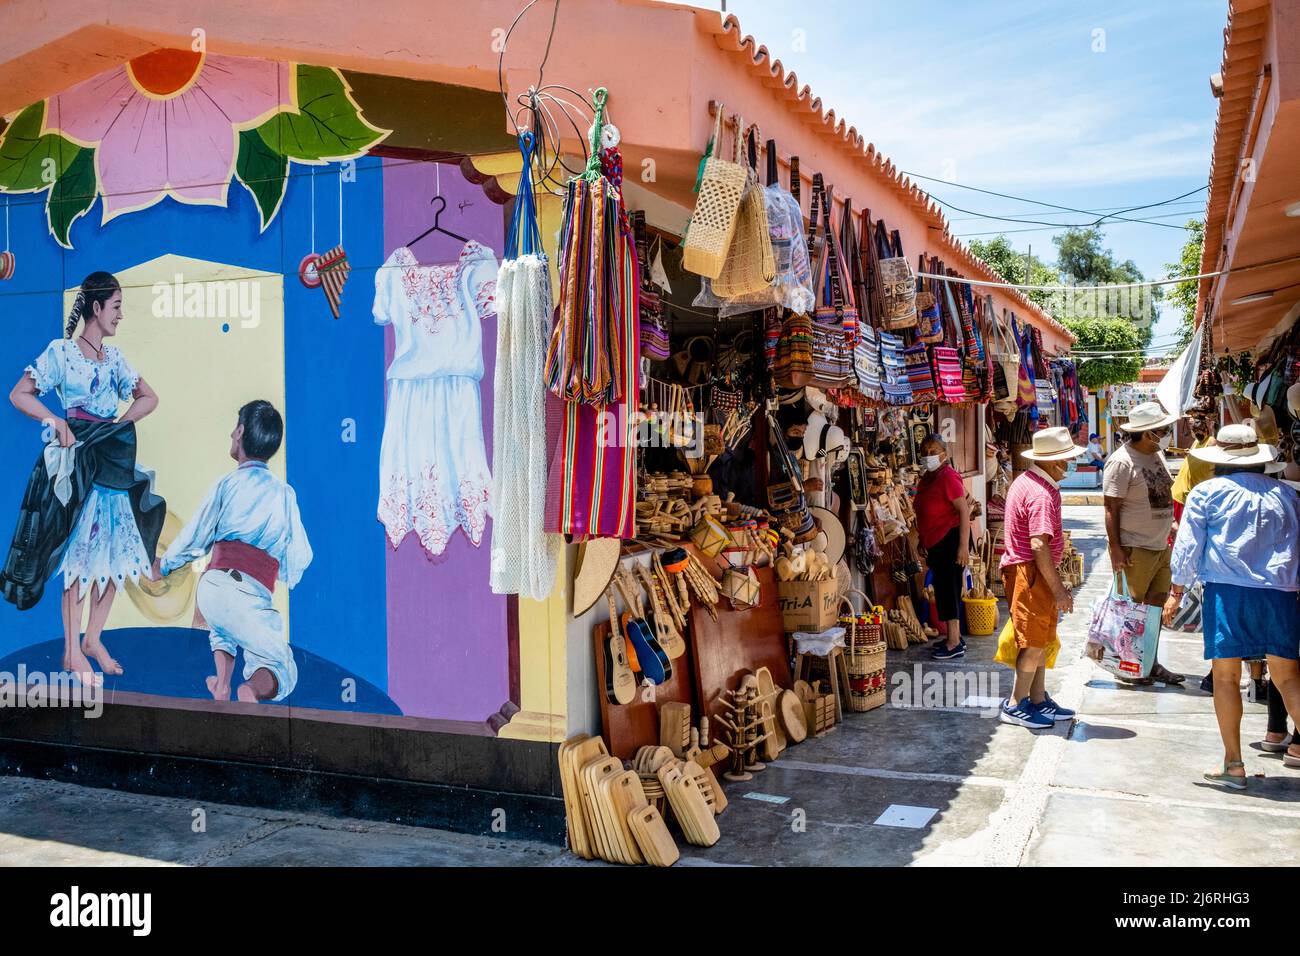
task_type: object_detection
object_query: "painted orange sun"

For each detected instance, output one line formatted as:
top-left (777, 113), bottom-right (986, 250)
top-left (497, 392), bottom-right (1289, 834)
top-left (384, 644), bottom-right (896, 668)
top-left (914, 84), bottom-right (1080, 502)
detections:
top-left (125, 48), bottom-right (206, 99)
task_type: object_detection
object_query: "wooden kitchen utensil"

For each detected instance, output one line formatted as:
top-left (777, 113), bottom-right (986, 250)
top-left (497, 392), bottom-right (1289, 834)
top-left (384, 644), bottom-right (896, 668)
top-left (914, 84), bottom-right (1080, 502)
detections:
top-left (778, 689), bottom-right (808, 743)
top-left (628, 805), bottom-right (679, 867)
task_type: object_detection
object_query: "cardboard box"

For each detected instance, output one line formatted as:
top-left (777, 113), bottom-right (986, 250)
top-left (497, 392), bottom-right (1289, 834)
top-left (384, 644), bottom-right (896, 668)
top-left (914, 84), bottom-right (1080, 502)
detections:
top-left (778, 580), bottom-right (840, 632)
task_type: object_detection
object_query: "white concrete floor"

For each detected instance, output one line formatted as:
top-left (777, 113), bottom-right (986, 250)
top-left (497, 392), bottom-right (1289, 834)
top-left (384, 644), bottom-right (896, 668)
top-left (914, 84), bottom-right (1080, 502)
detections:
top-left (1, 506), bottom-right (1296, 867)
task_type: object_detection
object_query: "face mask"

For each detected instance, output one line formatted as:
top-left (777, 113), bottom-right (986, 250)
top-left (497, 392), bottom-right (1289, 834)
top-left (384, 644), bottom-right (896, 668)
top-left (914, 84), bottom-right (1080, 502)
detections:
top-left (922, 455), bottom-right (942, 472)
top-left (1158, 433), bottom-right (1172, 450)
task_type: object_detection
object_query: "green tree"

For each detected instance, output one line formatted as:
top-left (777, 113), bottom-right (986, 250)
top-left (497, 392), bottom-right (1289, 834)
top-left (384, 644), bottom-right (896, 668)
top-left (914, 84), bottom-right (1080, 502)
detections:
top-left (1062, 316), bottom-right (1144, 389)
top-left (1052, 227), bottom-right (1161, 346)
top-left (967, 235), bottom-right (1059, 310)
top-left (1163, 220), bottom-right (1204, 352)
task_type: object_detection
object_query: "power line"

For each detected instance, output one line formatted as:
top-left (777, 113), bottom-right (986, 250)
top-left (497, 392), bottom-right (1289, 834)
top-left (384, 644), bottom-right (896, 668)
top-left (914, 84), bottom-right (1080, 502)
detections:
top-left (901, 169), bottom-right (1208, 228)
top-left (947, 201), bottom-right (1206, 224)
top-left (927, 191), bottom-right (1196, 231)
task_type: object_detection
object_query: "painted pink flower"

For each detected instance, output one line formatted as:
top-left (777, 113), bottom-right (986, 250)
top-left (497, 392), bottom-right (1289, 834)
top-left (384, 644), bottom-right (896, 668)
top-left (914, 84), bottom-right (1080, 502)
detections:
top-left (44, 50), bottom-right (291, 221)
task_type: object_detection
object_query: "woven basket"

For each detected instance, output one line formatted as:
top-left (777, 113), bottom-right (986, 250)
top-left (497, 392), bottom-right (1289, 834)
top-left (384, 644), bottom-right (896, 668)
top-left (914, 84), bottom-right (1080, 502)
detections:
top-left (683, 107), bottom-right (748, 280)
top-left (840, 589), bottom-right (887, 713)
top-left (714, 123), bottom-right (776, 298)
top-left (962, 595), bottom-right (999, 636)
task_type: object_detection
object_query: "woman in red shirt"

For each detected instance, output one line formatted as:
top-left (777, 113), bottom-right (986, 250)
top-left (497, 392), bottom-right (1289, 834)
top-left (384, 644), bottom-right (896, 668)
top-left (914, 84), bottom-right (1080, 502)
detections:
top-left (915, 435), bottom-right (971, 659)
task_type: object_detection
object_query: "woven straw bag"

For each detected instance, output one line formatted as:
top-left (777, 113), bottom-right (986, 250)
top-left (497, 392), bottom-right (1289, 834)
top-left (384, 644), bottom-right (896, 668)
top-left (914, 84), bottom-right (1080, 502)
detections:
top-left (873, 220), bottom-right (917, 330)
top-left (683, 107), bottom-right (748, 280)
top-left (714, 122), bottom-right (776, 298)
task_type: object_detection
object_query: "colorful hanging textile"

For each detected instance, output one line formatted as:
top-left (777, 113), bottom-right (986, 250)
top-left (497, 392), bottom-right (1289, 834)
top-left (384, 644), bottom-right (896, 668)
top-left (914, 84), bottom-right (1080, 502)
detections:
top-left (545, 138), bottom-right (640, 540)
top-left (490, 131), bottom-right (560, 599)
top-left (544, 89), bottom-right (628, 404)
top-left (933, 345), bottom-right (965, 403)
top-left (634, 213), bottom-right (670, 360)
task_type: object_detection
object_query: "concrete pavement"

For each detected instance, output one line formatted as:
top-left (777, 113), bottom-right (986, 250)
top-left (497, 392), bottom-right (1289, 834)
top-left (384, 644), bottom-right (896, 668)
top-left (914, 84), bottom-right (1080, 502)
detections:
top-left (2, 506), bottom-right (1296, 867)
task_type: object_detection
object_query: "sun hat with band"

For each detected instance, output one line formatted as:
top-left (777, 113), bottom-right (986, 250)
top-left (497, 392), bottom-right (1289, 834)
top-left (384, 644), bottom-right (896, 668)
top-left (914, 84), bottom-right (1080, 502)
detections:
top-left (1118, 400), bottom-right (1181, 433)
top-left (1189, 423), bottom-right (1279, 468)
top-left (1020, 426), bottom-right (1089, 462)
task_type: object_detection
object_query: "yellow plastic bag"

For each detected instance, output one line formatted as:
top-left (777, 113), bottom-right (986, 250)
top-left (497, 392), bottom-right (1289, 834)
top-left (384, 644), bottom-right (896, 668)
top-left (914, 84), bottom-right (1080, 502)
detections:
top-left (993, 618), bottom-right (1061, 668)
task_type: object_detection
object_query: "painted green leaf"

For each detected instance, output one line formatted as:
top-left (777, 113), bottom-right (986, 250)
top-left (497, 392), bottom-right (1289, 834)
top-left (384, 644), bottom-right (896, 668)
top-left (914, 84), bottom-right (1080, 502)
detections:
top-left (0, 102), bottom-right (81, 193)
top-left (255, 65), bottom-right (388, 161)
top-left (235, 129), bottom-right (289, 230)
top-left (46, 147), bottom-right (96, 248)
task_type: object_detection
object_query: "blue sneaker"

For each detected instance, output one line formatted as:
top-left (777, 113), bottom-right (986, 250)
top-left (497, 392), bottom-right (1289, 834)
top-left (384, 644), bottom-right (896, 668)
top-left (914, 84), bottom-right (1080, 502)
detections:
top-left (999, 696), bottom-right (1053, 729)
top-left (931, 640), bottom-right (966, 660)
top-left (1038, 694), bottom-right (1076, 722)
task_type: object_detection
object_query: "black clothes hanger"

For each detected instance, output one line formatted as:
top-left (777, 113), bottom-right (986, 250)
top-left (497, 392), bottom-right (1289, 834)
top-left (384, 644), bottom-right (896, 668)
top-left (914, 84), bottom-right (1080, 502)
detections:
top-left (407, 195), bottom-right (469, 249)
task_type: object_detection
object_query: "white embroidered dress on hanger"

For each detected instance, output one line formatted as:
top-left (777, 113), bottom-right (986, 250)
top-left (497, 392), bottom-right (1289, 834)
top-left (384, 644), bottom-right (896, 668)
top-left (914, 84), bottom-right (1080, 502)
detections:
top-left (374, 242), bottom-right (498, 556)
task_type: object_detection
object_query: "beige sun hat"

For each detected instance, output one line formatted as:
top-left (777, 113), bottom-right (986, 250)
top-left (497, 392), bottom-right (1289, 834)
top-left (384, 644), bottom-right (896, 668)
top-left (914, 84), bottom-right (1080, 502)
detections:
top-left (1118, 400), bottom-right (1181, 432)
top-left (1020, 426), bottom-right (1089, 462)
top-left (572, 538), bottom-right (622, 617)
top-left (1189, 423), bottom-right (1279, 467)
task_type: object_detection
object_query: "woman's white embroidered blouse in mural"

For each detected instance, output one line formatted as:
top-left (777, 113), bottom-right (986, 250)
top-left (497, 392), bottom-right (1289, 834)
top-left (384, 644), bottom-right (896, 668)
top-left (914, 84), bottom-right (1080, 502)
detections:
top-left (374, 241), bottom-right (498, 557)
top-left (25, 338), bottom-right (150, 598)
top-left (26, 338), bottom-right (140, 419)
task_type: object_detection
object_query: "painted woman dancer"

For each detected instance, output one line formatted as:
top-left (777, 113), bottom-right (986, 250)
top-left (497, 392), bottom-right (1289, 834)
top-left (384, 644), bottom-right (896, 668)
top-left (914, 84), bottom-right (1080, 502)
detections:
top-left (3, 272), bottom-right (165, 680)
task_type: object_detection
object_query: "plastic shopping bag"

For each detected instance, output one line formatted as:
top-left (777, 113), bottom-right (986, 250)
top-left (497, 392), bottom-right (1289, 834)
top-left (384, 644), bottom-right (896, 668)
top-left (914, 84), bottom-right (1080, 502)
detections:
top-left (994, 619), bottom-right (1062, 669)
top-left (1169, 581), bottom-right (1203, 633)
top-left (1086, 572), bottom-right (1162, 679)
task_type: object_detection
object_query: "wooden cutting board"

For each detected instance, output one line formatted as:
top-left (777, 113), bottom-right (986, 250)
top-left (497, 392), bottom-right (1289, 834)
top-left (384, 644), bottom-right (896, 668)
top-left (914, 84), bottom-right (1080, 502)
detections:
top-left (559, 735), bottom-right (594, 859)
top-left (779, 690), bottom-right (808, 743)
top-left (567, 736), bottom-right (612, 860)
top-left (602, 770), bottom-right (646, 865)
top-left (628, 805), bottom-right (679, 867)
top-left (581, 755), bottom-right (625, 864)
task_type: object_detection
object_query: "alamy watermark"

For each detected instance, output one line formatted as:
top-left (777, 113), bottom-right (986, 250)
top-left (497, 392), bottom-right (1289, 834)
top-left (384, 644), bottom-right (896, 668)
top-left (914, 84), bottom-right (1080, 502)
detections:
top-left (151, 273), bottom-right (262, 328)
top-left (890, 664), bottom-right (1002, 717)
top-left (0, 665), bottom-right (103, 718)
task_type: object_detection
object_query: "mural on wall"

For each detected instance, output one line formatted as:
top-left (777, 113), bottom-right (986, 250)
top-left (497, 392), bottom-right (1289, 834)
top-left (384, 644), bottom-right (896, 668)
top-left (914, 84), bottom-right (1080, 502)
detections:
top-left (0, 49), bottom-right (389, 248)
top-left (0, 52), bottom-right (519, 729)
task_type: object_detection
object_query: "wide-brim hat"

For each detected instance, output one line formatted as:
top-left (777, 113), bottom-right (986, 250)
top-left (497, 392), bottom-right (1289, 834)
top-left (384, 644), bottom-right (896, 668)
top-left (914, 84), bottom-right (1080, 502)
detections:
top-left (572, 538), bottom-right (621, 616)
top-left (1021, 426), bottom-right (1089, 462)
top-left (810, 507), bottom-right (846, 566)
top-left (1119, 400), bottom-right (1181, 432)
top-left (1189, 424), bottom-right (1279, 467)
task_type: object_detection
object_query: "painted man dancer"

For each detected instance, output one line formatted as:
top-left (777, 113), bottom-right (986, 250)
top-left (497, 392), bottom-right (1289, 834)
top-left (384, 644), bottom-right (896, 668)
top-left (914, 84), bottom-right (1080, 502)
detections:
top-left (155, 401), bottom-right (311, 703)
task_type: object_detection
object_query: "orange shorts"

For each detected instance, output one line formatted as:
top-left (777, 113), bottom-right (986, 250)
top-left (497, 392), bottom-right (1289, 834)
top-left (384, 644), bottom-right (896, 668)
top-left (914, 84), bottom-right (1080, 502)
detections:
top-left (1002, 562), bottom-right (1057, 650)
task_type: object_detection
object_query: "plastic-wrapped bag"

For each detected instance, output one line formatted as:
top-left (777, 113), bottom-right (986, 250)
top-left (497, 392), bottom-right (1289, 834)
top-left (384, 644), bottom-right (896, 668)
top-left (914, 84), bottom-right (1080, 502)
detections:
top-left (1086, 572), bottom-right (1162, 679)
top-left (717, 138), bottom-right (815, 317)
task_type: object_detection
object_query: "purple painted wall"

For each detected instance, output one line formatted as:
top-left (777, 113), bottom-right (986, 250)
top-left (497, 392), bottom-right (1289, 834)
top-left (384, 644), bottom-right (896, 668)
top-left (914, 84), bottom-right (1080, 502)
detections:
top-left (380, 158), bottom-right (510, 722)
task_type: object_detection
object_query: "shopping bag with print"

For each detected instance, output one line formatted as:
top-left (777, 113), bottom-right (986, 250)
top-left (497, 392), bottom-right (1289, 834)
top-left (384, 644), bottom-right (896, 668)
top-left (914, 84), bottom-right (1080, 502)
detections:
top-left (1086, 571), bottom-right (1162, 679)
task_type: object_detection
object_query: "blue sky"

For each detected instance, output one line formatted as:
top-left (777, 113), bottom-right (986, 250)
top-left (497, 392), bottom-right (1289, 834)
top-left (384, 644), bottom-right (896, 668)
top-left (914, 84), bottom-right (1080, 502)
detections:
top-left (679, 0), bottom-right (1228, 353)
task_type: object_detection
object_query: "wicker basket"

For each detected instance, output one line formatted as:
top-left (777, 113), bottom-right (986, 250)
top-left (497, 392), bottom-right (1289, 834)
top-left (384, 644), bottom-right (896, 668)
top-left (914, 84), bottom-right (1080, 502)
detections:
top-left (840, 590), bottom-right (887, 713)
top-left (713, 123), bottom-right (775, 299)
top-left (683, 107), bottom-right (748, 280)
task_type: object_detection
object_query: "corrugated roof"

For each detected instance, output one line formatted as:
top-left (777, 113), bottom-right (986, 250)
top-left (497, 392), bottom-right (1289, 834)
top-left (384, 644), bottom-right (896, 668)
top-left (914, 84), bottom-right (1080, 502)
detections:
top-left (697, 9), bottom-right (1074, 342)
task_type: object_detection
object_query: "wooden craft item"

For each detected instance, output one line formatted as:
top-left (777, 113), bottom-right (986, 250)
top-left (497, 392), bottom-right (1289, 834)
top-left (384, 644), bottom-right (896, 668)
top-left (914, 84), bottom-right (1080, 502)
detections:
top-left (593, 620), bottom-right (694, 761)
top-left (628, 805), bottom-right (679, 867)
top-left (567, 736), bottom-right (612, 859)
top-left (635, 563), bottom-right (686, 659)
top-left (663, 766), bottom-right (721, 847)
top-left (659, 701), bottom-right (692, 757)
top-left (603, 590), bottom-right (637, 705)
top-left (580, 755), bottom-right (624, 863)
top-left (558, 735), bottom-right (594, 860)
top-left (683, 759), bottom-right (728, 814)
top-left (608, 770), bottom-right (649, 865)
top-left (778, 689), bottom-right (808, 743)
top-left (595, 769), bottom-right (639, 865)
top-left (573, 539), bottom-right (622, 616)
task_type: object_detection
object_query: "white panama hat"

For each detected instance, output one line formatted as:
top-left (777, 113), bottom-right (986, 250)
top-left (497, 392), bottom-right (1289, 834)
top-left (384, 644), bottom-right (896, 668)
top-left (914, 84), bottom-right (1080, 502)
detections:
top-left (1020, 426), bottom-right (1089, 462)
top-left (1189, 423), bottom-right (1280, 467)
top-left (1118, 400), bottom-right (1181, 432)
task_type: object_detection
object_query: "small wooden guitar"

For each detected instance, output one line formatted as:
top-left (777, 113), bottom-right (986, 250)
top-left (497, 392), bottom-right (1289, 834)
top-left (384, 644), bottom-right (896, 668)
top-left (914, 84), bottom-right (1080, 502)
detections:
top-left (635, 564), bottom-right (686, 660)
top-left (604, 589), bottom-right (637, 705)
top-left (614, 570), bottom-right (672, 685)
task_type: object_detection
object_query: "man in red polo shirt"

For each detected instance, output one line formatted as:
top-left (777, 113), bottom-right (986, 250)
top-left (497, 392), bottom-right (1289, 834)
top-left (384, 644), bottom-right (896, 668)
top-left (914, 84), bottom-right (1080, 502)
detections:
top-left (998, 427), bottom-right (1086, 729)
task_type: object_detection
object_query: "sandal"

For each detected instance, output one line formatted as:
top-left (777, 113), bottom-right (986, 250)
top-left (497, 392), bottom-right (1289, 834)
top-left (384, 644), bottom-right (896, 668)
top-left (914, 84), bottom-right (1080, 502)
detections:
top-left (1150, 663), bottom-right (1185, 685)
top-left (1203, 760), bottom-right (1248, 790)
top-left (1284, 749), bottom-right (1300, 769)
top-left (1260, 734), bottom-right (1294, 754)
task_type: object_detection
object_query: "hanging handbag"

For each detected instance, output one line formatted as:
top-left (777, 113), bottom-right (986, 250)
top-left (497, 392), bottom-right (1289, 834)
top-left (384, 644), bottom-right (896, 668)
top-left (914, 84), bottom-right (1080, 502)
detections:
top-left (683, 105), bottom-right (749, 279)
top-left (874, 220), bottom-right (917, 330)
top-left (879, 329), bottom-right (912, 405)
top-left (915, 255), bottom-right (944, 344)
top-left (854, 324), bottom-right (883, 401)
top-left (1012, 313), bottom-right (1037, 408)
top-left (633, 212), bottom-right (671, 361)
top-left (773, 312), bottom-right (815, 389)
top-left (902, 343), bottom-right (937, 404)
top-left (809, 175), bottom-right (859, 342)
top-left (714, 120), bottom-right (777, 299)
top-left (933, 345), bottom-right (966, 403)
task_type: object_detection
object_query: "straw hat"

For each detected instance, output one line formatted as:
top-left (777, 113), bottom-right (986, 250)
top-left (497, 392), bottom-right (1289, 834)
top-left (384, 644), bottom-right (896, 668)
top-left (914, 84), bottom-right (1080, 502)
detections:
top-left (1189, 424), bottom-right (1279, 467)
top-left (1118, 400), bottom-right (1181, 432)
top-left (810, 507), bottom-right (846, 566)
top-left (572, 538), bottom-right (621, 617)
top-left (1020, 426), bottom-right (1088, 462)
